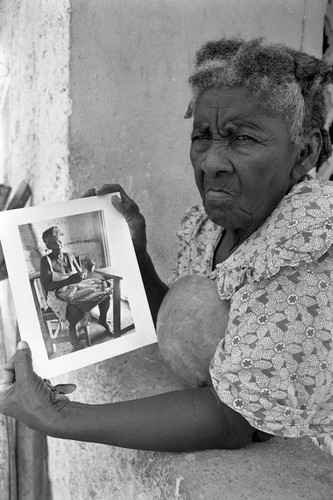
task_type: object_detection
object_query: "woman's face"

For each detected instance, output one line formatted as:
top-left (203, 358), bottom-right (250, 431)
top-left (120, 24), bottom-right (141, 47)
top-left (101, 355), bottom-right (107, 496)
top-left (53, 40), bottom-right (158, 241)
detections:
top-left (46, 229), bottom-right (63, 251)
top-left (190, 87), bottom-right (299, 234)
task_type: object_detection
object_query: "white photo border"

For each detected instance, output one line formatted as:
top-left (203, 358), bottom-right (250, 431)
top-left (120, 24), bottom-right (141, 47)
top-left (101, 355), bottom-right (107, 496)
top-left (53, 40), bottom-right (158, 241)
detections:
top-left (0, 194), bottom-right (157, 378)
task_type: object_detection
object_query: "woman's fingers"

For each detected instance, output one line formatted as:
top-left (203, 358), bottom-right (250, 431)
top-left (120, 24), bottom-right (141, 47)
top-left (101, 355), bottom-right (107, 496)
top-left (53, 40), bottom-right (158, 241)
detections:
top-left (53, 385), bottom-right (76, 401)
top-left (93, 183), bottom-right (143, 228)
top-left (0, 341), bottom-right (36, 416)
top-left (80, 183), bottom-right (147, 252)
top-left (0, 355), bottom-right (16, 394)
top-left (81, 188), bottom-right (97, 198)
top-left (96, 184), bottom-right (122, 195)
top-left (81, 185), bottom-right (122, 198)
top-left (14, 341), bottom-right (34, 383)
top-left (44, 380), bottom-right (77, 402)
top-left (111, 192), bottom-right (139, 221)
top-left (111, 190), bottom-right (147, 252)
top-left (45, 381), bottom-right (77, 395)
top-left (0, 341), bottom-right (73, 431)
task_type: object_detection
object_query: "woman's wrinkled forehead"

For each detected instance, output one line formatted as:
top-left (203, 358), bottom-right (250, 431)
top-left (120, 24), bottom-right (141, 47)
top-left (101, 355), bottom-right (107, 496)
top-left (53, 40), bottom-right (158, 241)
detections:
top-left (195, 87), bottom-right (255, 115)
top-left (193, 87), bottom-right (284, 134)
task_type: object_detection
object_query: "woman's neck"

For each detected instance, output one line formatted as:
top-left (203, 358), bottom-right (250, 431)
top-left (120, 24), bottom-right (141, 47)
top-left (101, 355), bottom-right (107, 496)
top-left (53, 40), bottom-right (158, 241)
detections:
top-left (213, 230), bottom-right (238, 267)
top-left (50, 249), bottom-right (63, 260)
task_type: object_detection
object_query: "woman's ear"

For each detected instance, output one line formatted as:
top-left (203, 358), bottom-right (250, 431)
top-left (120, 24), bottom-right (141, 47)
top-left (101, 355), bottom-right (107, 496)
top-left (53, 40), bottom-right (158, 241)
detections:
top-left (291, 129), bottom-right (322, 180)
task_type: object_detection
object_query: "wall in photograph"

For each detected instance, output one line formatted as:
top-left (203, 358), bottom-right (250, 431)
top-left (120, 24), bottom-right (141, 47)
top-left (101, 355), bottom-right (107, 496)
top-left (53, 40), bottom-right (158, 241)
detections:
top-left (18, 211), bottom-right (108, 275)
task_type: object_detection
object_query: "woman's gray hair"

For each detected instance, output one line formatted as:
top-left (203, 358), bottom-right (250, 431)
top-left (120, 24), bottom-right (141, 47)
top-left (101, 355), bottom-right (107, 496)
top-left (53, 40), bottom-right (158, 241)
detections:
top-left (186, 38), bottom-right (333, 168)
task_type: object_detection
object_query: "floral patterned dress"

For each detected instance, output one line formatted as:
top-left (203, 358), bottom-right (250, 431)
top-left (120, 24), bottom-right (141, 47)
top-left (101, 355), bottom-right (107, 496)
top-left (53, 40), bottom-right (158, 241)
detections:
top-left (171, 179), bottom-right (333, 453)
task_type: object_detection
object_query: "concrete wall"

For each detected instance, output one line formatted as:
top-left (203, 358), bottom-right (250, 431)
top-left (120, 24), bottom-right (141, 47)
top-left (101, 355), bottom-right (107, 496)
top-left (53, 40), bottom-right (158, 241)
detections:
top-left (0, 0), bottom-right (71, 206)
top-left (0, 4), bottom-right (71, 497)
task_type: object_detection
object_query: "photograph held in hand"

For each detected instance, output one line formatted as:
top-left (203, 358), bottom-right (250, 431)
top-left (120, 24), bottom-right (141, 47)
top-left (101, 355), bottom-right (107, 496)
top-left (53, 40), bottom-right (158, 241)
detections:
top-left (0, 192), bottom-right (156, 378)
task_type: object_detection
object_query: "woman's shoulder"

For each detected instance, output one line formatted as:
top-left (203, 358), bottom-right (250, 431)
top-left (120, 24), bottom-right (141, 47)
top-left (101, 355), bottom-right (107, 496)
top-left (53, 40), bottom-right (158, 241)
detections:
top-left (261, 178), bottom-right (333, 252)
top-left (212, 179), bottom-right (333, 299)
top-left (177, 204), bottom-right (219, 241)
top-left (288, 177), bottom-right (333, 199)
top-left (40, 254), bottom-right (51, 265)
top-left (279, 178), bottom-right (333, 221)
top-left (179, 204), bottom-right (207, 225)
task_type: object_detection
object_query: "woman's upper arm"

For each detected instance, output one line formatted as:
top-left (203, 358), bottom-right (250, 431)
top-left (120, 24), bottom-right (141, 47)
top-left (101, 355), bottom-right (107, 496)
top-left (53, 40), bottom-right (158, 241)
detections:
top-left (210, 260), bottom-right (333, 439)
top-left (194, 386), bottom-right (255, 449)
top-left (40, 257), bottom-right (52, 289)
top-left (71, 254), bottom-right (81, 273)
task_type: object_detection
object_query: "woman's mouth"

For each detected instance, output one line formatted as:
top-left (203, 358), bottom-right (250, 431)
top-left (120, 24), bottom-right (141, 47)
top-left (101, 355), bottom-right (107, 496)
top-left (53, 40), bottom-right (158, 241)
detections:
top-left (205, 188), bottom-right (232, 200)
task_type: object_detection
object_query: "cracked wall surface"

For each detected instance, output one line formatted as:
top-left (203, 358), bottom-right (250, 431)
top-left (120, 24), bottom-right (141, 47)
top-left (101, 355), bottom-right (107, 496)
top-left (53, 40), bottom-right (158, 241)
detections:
top-left (0, 4), bottom-right (71, 497)
top-left (0, 0), bottom-right (71, 206)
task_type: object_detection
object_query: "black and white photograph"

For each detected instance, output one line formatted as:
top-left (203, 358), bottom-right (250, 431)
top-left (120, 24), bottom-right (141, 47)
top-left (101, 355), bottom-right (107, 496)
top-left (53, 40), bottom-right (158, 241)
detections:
top-left (1, 2), bottom-right (333, 499)
top-left (0, 194), bottom-right (156, 378)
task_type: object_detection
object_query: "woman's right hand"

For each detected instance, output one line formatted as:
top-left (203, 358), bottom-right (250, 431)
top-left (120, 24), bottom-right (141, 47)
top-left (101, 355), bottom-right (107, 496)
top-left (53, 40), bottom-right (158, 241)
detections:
top-left (83, 184), bottom-right (147, 255)
top-left (67, 272), bottom-right (84, 285)
top-left (0, 342), bottom-right (74, 434)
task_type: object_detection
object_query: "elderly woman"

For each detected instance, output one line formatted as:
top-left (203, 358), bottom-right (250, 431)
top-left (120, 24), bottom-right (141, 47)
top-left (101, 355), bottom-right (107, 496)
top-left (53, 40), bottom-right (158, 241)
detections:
top-left (1, 37), bottom-right (333, 452)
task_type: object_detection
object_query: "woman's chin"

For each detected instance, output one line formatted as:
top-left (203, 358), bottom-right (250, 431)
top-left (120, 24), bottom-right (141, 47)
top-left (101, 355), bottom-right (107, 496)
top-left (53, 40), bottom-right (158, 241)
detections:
top-left (204, 204), bottom-right (232, 228)
top-left (204, 203), bottom-right (252, 231)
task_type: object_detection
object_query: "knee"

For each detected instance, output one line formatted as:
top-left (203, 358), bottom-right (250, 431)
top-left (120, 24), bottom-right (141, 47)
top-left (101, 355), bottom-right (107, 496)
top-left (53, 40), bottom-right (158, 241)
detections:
top-left (66, 305), bottom-right (82, 324)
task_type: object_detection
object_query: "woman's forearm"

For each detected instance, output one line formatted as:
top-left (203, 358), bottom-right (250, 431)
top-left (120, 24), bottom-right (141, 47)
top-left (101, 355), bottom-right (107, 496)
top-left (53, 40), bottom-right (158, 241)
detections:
top-left (41, 276), bottom-right (73, 292)
top-left (49, 386), bottom-right (254, 451)
top-left (135, 250), bottom-right (169, 325)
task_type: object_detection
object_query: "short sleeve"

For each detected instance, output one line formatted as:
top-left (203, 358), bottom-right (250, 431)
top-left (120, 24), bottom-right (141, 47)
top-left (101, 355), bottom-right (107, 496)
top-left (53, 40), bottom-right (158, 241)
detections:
top-left (167, 205), bottom-right (222, 285)
top-left (167, 208), bottom-right (197, 284)
top-left (210, 251), bottom-right (333, 438)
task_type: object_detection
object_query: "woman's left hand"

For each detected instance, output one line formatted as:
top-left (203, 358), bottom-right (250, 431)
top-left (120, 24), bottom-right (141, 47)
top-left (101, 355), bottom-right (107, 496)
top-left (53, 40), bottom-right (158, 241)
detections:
top-left (0, 341), bottom-right (76, 433)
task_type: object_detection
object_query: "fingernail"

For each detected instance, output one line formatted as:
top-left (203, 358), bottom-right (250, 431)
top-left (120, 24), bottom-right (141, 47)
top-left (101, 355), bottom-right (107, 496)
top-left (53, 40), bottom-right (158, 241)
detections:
top-left (17, 341), bottom-right (28, 350)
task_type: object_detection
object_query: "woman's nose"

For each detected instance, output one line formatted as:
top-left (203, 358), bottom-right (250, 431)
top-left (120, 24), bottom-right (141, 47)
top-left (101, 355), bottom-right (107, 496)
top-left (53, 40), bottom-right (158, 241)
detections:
top-left (202, 144), bottom-right (233, 176)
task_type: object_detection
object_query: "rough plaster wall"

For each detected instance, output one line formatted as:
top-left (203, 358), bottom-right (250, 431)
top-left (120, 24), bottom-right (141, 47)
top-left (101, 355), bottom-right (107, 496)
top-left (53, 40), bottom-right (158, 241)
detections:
top-left (68, 0), bottom-right (326, 282)
top-left (0, 0), bottom-right (71, 358)
top-left (0, 0), bottom-right (71, 206)
top-left (0, 5), bottom-right (72, 499)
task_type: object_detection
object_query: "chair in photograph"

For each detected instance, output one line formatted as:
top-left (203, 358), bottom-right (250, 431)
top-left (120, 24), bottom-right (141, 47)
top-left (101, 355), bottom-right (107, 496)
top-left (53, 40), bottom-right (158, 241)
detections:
top-left (29, 272), bottom-right (90, 355)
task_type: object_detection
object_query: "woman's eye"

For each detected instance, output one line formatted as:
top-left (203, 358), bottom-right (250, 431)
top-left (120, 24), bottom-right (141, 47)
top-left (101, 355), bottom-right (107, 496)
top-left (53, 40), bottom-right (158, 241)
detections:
top-left (234, 135), bottom-right (253, 142)
top-left (191, 134), bottom-right (210, 143)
